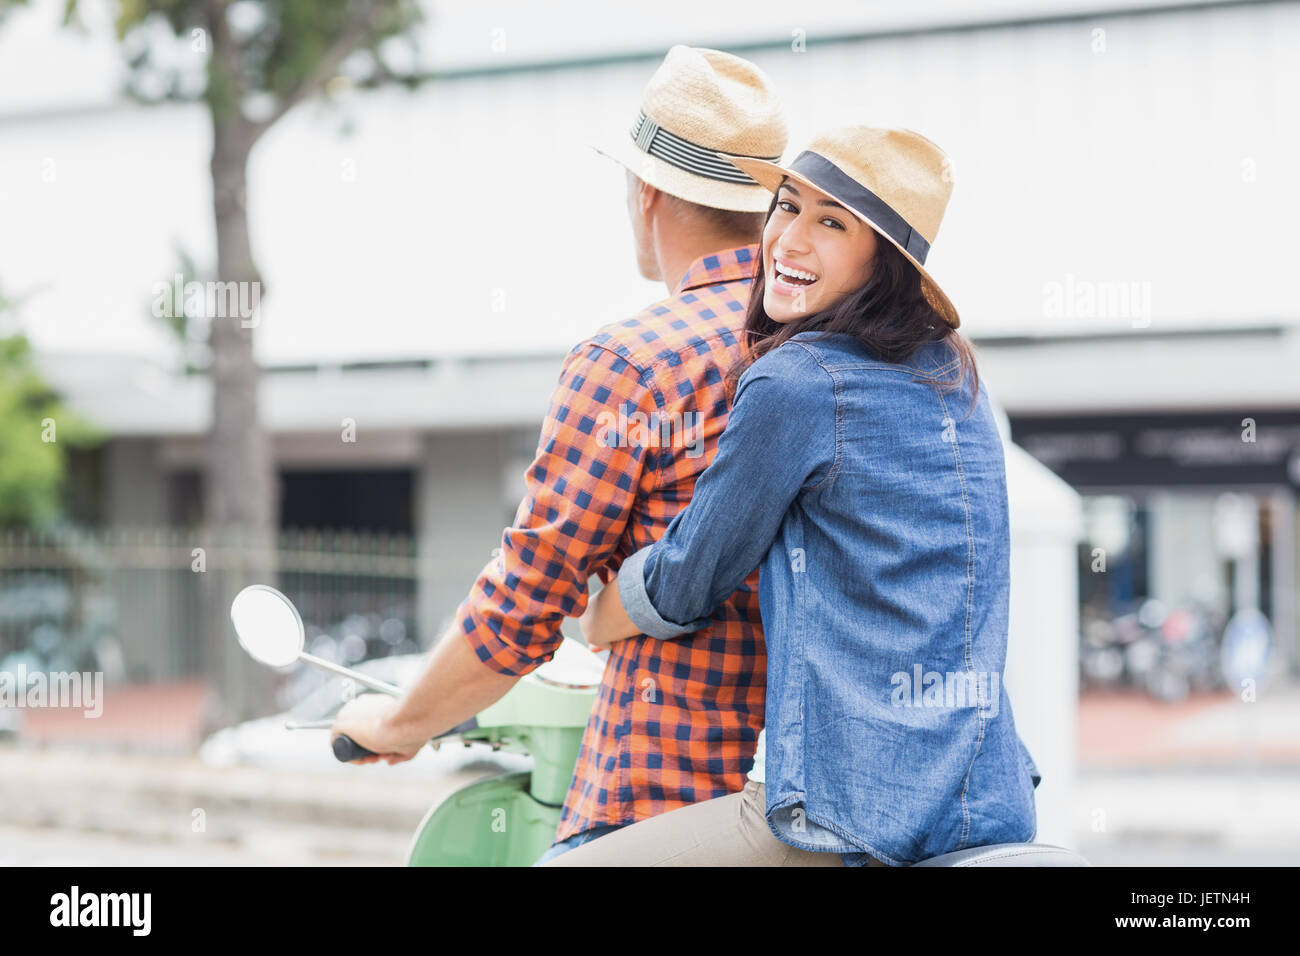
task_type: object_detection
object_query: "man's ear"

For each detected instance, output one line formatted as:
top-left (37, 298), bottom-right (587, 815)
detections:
top-left (625, 168), bottom-right (643, 195)
top-left (627, 167), bottom-right (663, 212)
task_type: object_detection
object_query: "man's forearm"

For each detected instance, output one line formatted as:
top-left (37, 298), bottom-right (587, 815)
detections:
top-left (580, 576), bottom-right (640, 648)
top-left (384, 623), bottom-right (522, 743)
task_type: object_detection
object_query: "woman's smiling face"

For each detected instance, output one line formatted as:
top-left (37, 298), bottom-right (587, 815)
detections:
top-left (762, 177), bottom-right (880, 323)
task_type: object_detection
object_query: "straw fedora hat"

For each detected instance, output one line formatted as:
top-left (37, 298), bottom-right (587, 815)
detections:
top-left (593, 46), bottom-right (788, 213)
top-left (721, 126), bottom-right (962, 327)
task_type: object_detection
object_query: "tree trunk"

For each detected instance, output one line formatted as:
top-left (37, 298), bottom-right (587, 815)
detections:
top-left (202, 110), bottom-right (280, 727)
top-left (208, 115), bottom-right (275, 533)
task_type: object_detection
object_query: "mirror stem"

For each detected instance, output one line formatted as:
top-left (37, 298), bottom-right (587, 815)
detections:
top-left (298, 652), bottom-right (404, 697)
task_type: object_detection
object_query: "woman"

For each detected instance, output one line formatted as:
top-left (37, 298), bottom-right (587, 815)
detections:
top-left (541, 125), bottom-right (1042, 867)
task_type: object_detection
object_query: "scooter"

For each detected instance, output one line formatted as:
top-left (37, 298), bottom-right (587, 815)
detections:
top-left (231, 583), bottom-right (601, 865)
top-left (230, 584), bottom-right (1089, 867)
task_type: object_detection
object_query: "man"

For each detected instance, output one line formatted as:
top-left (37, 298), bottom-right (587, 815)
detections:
top-left (331, 45), bottom-right (788, 862)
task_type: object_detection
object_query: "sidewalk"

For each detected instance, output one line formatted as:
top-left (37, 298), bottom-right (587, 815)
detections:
top-left (1074, 680), bottom-right (1300, 864)
top-left (1078, 680), bottom-right (1300, 770)
top-left (0, 742), bottom-right (521, 866)
top-left (4, 679), bottom-right (209, 752)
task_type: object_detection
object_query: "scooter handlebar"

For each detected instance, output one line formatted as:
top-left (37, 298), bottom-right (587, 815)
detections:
top-left (329, 716), bottom-right (477, 762)
top-left (332, 734), bottom-right (378, 762)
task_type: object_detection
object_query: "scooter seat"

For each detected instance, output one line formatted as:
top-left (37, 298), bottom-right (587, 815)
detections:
top-left (912, 842), bottom-right (1090, 866)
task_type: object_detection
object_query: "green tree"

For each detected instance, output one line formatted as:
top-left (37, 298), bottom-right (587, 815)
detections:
top-left (95, 0), bottom-right (425, 538)
top-left (150, 244), bottom-right (212, 373)
top-left (64, 0), bottom-right (426, 723)
top-left (0, 289), bottom-right (103, 528)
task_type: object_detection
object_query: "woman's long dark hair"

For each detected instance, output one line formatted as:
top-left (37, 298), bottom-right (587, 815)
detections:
top-left (726, 190), bottom-right (980, 419)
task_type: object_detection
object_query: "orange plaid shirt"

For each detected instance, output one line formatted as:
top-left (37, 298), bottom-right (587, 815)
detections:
top-left (456, 244), bottom-right (767, 842)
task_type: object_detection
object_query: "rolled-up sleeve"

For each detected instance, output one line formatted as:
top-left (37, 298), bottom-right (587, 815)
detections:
top-left (617, 543), bottom-right (710, 638)
top-left (619, 342), bottom-right (837, 637)
top-left (457, 341), bottom-right (659, 676)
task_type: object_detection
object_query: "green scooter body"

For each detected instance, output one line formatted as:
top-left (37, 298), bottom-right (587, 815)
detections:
top-left (405, 770), bottom-right (559, 867)
top-left (405, 646), bottom-right (598, 866)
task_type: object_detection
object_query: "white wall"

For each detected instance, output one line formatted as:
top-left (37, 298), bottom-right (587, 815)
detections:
top-left (1, 1), bottom-right (1295, 367)
top-left (415, 430), bottom-right (518, 640)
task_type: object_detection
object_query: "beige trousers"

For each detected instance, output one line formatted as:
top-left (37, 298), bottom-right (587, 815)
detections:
top-left (540, 780), bottom-right (885, 867)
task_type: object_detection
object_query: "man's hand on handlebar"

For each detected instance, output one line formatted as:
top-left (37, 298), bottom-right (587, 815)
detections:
top-left (330, 693), bottom-right (425, 764)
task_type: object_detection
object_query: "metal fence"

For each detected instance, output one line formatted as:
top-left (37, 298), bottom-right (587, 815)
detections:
top-left (0, 527), bottom-right (430, 687)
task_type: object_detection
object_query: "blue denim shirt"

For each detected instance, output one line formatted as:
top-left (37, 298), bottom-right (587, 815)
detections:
top-left (619, 330), bottom-right (1042, 867)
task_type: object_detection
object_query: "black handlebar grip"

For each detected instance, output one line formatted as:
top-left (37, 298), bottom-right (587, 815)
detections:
top-left (332, 734), bottom-right (377, 762)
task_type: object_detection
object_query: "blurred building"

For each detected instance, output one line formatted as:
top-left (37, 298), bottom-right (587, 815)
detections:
top-left (1, 0), bottom-right (1296, 680)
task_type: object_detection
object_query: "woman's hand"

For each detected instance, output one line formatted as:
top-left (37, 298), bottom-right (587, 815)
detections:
top-left (329, 692), bottom-right (426, 765)
top-left (580, 574), bottom-right (641, 649)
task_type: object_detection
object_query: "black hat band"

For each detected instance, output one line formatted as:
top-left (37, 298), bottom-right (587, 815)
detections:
top-left (630, 111), bottom-right (780, 186)
top-left (786, 150), bottom-right (932, 265)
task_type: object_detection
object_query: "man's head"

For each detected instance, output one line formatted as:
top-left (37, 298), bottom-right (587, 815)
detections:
top-left (624, 167), bottom-right (769, 282)
top-left (595, 46), bottom-right (787, 285)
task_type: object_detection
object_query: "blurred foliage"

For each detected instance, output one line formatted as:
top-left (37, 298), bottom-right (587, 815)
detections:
top-left (149, 244), bottom-right (212, 373)
top-left (0, 292), bottom-right (105, 528)
top-left (65, 0), bottom-right (427, 121)
top-left (36, 1), bottom-right (427, 551)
